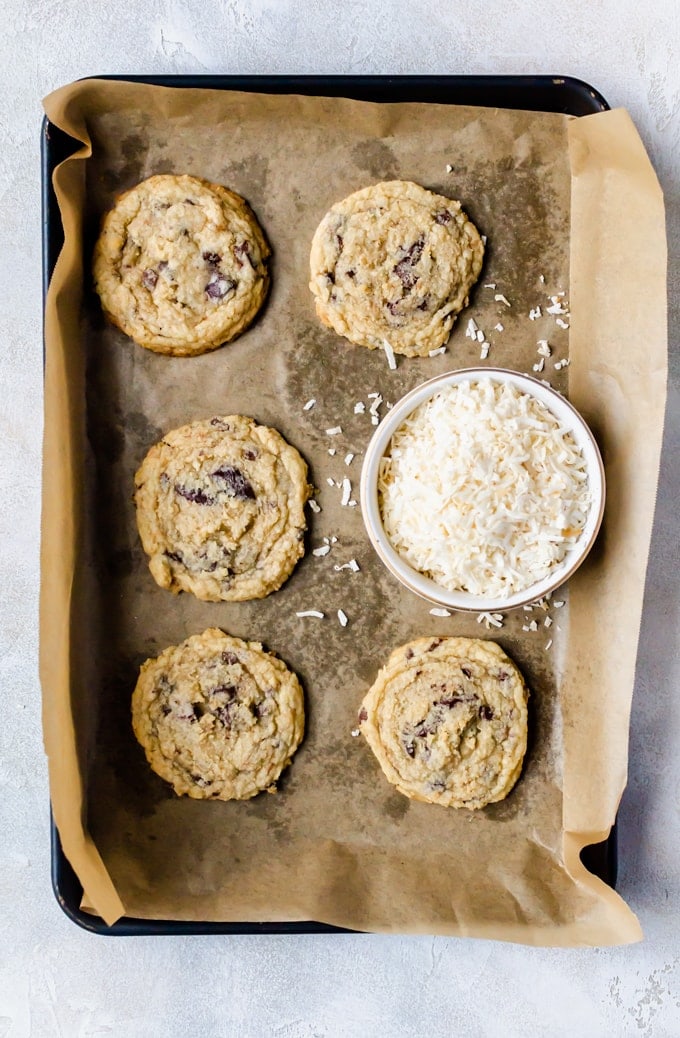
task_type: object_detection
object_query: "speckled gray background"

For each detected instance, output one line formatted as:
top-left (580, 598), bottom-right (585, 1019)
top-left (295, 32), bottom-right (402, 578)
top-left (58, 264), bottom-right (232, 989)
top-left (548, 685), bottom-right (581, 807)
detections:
top-left (1, 0), bottom-right (678, 1034)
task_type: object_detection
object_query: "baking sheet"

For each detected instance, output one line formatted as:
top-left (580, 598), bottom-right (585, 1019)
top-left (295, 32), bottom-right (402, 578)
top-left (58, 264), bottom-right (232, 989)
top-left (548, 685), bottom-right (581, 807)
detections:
top-left (41, 80), bottom-right (666, 943)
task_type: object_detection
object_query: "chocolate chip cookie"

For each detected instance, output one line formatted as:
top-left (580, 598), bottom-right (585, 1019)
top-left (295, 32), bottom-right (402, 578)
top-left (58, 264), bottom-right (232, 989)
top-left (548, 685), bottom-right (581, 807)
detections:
top-left (309, 180), bottom-right (484, 357)
top-left (134, 415), bottom-right (311, 601)
top-left (93, 174), bottom-right (270, 355)
top-left (359, 637), bottom-right (528, 809)
top-left (132, 629), bottom-right (305, 800)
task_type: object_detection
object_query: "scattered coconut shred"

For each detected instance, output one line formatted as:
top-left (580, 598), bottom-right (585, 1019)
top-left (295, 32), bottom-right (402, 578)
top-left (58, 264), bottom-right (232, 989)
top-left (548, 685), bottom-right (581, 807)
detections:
top-left (379, 379), bottom-right (592, 598)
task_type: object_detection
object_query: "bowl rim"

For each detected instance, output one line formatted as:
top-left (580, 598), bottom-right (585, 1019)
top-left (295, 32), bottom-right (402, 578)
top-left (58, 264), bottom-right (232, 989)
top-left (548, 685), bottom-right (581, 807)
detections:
top-left (359, 366), bottom-right (606, 612)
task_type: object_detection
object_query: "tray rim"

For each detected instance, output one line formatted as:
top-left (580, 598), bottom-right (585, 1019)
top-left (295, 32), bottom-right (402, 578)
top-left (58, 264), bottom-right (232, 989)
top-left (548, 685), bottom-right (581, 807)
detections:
top-left (42, 71), bottom-right (614, 937)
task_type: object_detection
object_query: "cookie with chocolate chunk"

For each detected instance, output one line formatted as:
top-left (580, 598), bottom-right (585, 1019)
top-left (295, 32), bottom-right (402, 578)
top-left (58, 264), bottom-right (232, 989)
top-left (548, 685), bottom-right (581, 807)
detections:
top-left (359, 637), bottom-right (528, 809)
top-left (132, 629), bottom-right (305, 800)
top-left (93, 174), bottom-right (270, 355)
top-left (309, 180), bottom-right (484, 358)
top-left (134, 415), bottom-right (311, 601)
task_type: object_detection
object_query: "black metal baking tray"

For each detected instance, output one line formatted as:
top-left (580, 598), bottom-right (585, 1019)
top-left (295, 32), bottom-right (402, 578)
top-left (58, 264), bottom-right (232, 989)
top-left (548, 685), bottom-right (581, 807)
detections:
top-left (42, 74), bottom-right (613, 936)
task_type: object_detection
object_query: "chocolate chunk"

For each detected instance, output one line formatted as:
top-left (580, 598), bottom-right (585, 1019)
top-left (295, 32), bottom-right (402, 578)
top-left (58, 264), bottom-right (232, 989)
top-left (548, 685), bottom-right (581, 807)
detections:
top-left (358, 707), bottom-right (368, 722)
top-left (402, 736), bottom-right (416, 758)
top-left (212, 684), bottom-right (237, 701)
top-left (210, 418), bottom-right (230, 430)
top-left (479, 704), bottom-right (494, 721)
top-left (417, 298), bottom-right (429, 311)
top-left (142, 268), bottom-right (158, 291)
top-left (336, 233), bottom-right (344, 251)
top-left (205, 272), bottom-right (237, 300)
top-left (326, 271), bottom-right (335, 285)
top-left (214, 704), bottom-right (234, 727)
top-left (202, 251), bottom-right (222, 266)
top-left (174, 484), bottom-right (214, 505)
top-left (461, 667), bottom-right (472, 679)
top-left (211, 465), bottom-right (256, 500)
top-left (222, 651), bottom-right (239, 665)
top-left (435, 209), bottom-right (452, 225)
top-left (233, 240), bottom-right (256, 269)
top-left (160, 704), bottom-right (172, 716)
top-left (437, 696), bottom-right (464, 709)
top-left (164, 550), bottom-right (183, 564)
top-left (393, 235), bottom-right (425, 290)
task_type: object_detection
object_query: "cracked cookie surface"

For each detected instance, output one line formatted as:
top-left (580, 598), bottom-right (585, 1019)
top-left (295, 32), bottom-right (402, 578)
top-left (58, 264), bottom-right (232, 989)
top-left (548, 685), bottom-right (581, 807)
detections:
top-left (132, 629), bottom-right (305, 800)
top-left (134, 415), bottom-right (311, 601)
top-left (94, 174), bottom-right (270, 355)
top-left (309, 180), bottom-right (484, 357)
top-left (359, 637), bottom-right (528, 809)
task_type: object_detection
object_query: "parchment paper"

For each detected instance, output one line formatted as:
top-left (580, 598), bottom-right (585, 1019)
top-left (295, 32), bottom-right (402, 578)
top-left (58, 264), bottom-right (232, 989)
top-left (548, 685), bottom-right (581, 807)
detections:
top-left (40, 80), bottom-right (666, 944)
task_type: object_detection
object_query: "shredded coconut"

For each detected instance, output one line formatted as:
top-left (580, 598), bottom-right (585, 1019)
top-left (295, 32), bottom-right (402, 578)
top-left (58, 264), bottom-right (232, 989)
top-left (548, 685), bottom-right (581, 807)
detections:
top-left (337, 609), bottom-right (348, 627)
top-left (326, 426), bottom-right (342, 436)
top-left (494, 293), bottom-right (511, 307)
top-left (312, 545), bottom-right (331, 557)
top-left (309, 499), bottom-right (321, 513)
top-left (354, 401), bottom-right (365, 414)
top-left (340, 478), bottom-right (352, 506)
top-left (379, 379), bottom-right (592, 598)
top-left (494, 323), bottom-right (504, 333)
top-left (429, 607), bottom-right (451, 617)
top-left (334, 559), bottom-right (360, 572)
top-left (344, 453), bottom-right (355, 466)
top-left (428, 346), bottom-right (446, 357)
top-left (296, 611), bottom-right (325, 619)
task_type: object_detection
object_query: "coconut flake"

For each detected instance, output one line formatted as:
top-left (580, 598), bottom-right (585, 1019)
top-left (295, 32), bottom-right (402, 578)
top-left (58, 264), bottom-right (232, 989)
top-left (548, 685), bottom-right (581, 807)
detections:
top-left (303, 398), bottom-right (316, 411)
top-left (494, 323), bottom-right (504, 332)
top-left (445, 163), bottom-right (453, 173)
top-left (484, 282), bottom-right (497, 289)
top-left (556, 318), bottom-right (570, 329)
top-left (532, 358), bottom-right (545, 373)
top-left (296, 610), bottom-right (325, 619)
top-left (466, 317), bottom-right (479, 339)
top-left (312, 545), bottom-right (331, 557)
top-left (428, 346), bottom-right (447, 357)
top-left (383, 340), bottom-right (397, 370)
top-left (326, 426), bottom-right (342, 436)
top-left (334, 559), bottom-right (360, 572)
top-left (337, 609), bottom-right (348, 627)
top-left (545, 638), bottom-right (553, 650)
top-left (494, 294), bottom-right (511, 307)
top-left (309, 499), bottom-right (321, 513)
top-left (537, 340), bottom-right (552, 358)
top-left (344, 453), bottom-right (355, 466)
top-left (328, 448), bottom-right (336, 456)
top-left (354, 401), bottom-right (366, 414)
top-left (429, 607), bottom-right (451, 617)
top-left (529, 306), bottom-right (542, 321)
top-left (340, 478), bottom-right (352, 506)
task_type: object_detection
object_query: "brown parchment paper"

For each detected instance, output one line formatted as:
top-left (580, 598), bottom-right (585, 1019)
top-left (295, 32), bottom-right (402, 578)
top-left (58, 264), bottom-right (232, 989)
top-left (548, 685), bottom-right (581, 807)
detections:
top-left (40, 80), bottom-right (666, 944)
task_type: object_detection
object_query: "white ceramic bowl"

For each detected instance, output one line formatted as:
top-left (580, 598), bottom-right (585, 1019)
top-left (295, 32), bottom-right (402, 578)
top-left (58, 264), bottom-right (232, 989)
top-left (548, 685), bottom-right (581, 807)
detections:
top-left (360, 368), bottom-right (605, 612)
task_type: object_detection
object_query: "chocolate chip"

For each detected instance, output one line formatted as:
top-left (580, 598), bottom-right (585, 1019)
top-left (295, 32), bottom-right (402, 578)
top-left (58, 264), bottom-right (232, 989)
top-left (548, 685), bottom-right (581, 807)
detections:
top-left (142, 268), bottom-right (158, 291)
top-left (336, 233), bottom-right (344, 251)
top-left (202, 251), bottom-right (222, 266)
top-left (346, 268), bottom-right (356, 279)
top-left (221, 651), bottom-right (239, 665)
top-left (461, 667), bottom-right (472, 679)
top-left (498, 670), bottom-right (509, 681)
top-left (426, 639), bottom-right (442, 652)
top-left (358, 708), bottom-right (368, 722)
top-left (387, 300), bottom-right (402, 316)
top-left (184, 198), bottom-right (196, 205)
top-left (479, 704), bottom-right (494, 721)
top-left (164, 550), bottom-right (183, 564)
top-left (405, 648), bottom-right (414, 660)
top-left (157, 260), bottom-right (169, 274)
top-left (429, 778), bottom-right (447, 791)
top-left (437, 696), bottom-right (464, 709)
top-left (210, 418), bottom-right (230, 430)
top-left (326, 271), bottom-right (335, 285)
top-left (160, 704), bottom-right (172, 716)
top-left (174, 484), bottom-right (214, 505)
top-left (435, 209), bottom-right (452, 225)
top-left (242, 448), bottom-right (258, 461)
top-left (417, 298), bottom-right (429, 311)
top-left (211, 465), bottom-right (256, 500)
top-left (205, 272), bottom-right (237, 300)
